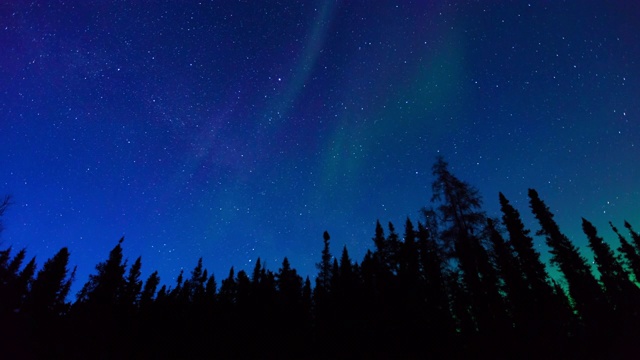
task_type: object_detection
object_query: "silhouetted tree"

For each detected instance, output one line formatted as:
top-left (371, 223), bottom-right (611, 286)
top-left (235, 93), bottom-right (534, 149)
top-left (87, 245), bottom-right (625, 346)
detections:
top-left (399, 218), bottom-right (420, 286)
top-left (499, 192), bottom-right (577, 355)
top-left (204, 274), bottom-right (217, 304)
top-left (16, 257), bottom-right (36, 308)
top-left (528, 189), bottom-right (609, 329)
top-left (219, 267), bottom-right (236, 306)
top-left (486, 218), bottom-right (526, 323)
top-left (372, 220), bottom-right (387, 267)
top-left (386, 222), bottom-right (401, 274)
top-left (72, 238), bottom-right (129, 358)
top-left (235, 269), bottom-right (251, 309)
top-left (186, 257), bottom-right (208, 304)
top-left (22, 248), bottom-right (75, 357)
top-left (416, 220), bottom-right (454, 345)
top-left (27, 248), bottom-right (74, 316)
top-left (499, 193), bottom-right (552, 295)
top-left (0, 249), bottom-right (36, 358)
top-left (6, 248), bottom-right (26, 283)
top-left (582, 218), bottom-right (639, 318)
top-left (77, 237), bottom-right (127, 306)
top-left (302, 275), bottom-right (312, 321)
top-left (275, 257), bottom-right (306, 356)
top-left (140, 271), bottom-right (160, 308)
top-left (431, 157), bottom-right (507, 339)
top-left (0, 248), bottom-right (33, 314)
top-left (122, 256), bottom-right (143, 308)
top-left (277, 257), bottom-right (302, 306)
top-left (316, 231), bottom-right (332, 292)
top-left (624, 221), bottom-right (640, 253)
top-left (611, 222), bottom-right (640, 283)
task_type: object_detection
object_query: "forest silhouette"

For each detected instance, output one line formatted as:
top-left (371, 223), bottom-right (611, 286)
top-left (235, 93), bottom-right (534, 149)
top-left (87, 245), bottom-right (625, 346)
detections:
top-left (1, 157), bottom-right (639, 359)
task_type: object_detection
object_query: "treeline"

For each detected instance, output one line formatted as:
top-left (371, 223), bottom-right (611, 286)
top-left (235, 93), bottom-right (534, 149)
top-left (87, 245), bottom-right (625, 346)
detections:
top-left (2, 158), bottom-right (640, 358)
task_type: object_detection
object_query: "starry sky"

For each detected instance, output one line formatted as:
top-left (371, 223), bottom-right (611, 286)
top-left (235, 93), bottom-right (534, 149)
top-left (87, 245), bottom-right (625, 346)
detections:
top-left (1, 1), bottom-right (639, 293)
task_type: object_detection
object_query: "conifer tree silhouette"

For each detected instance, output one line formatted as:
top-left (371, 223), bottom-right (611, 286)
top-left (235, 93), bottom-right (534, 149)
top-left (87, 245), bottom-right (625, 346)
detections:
top-left (73, 238), bottom-right (129, 358)
top-left (499, 192), bottom-right (577, 354)
top-left (219, 267), bottom-right (237, 306)
top-left (499, 193), bottom-right (552, 294)
top-left (582, 218), bottom-right (639, 319)
top-left (431, 157), bottom-right (507, 338)
top-left (486, 218), bottom-right (527, 323)
top-left (316, 231), bottom-right (332, 293)
top-left (122, 256), bottom-right (142, 308)
top-left (0, 248), bottom-right (34, 315)
top-left (140, 270), bottom-right (160, 308)
top-left (399, 218), bottom-right (420, 286)
top-left (23, 248), bottom-right (75, 357)
top-left (528, 189), bottom-right (609, 330)
top-left (624, 221), bottom-right (640, 253)
top-left (77, 237), bottom-right (127, 306)
top-left (371, 220), bottom-right (392, 278)
top-left (416, 220), bottom-right (454, 345)
top-left (276, 257), bottom-right (307, 357)
top-left (186, 257), bottom-right (207, 304)
top-left (205, 273), bottom-right (217, 303)
top-left (27, 247), bottom-right (74, 316)
top-left (15, 257), bottom-right (36, 308)
top-left (610, 222), bottom-right (640, 283)
top-left (276, 257), bottom-right (302, 306)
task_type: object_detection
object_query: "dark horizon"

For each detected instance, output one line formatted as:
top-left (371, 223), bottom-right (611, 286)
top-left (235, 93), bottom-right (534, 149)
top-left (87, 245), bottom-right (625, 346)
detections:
top-left (2, 158), bottom-right (640, 358)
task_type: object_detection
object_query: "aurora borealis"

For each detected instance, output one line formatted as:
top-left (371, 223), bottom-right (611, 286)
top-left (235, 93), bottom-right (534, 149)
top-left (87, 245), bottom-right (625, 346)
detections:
top-left (1, 1), bottom-right (639, 292)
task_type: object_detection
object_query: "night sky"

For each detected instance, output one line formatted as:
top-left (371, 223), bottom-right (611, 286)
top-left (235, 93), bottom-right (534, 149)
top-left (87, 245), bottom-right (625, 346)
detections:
top-left (2, 1), bottom-right (639, 293)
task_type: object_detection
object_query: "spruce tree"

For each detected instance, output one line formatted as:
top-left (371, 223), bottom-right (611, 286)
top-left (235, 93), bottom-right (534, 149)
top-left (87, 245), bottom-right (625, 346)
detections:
top-left (3, 256), bottom-right (36, 314)
top-left (140, 271), bottom-right (160, 308)
top-left (486, 218), bottom-right (527, 325)
top-left (0, 247), bottom-right (30, 314)
top-left (235, 269), bottom-right (251, 307)
top-left (1, 248), bottom-right (32, 313)
top-left (582, 218), bottom-right (639, 316)
top-left (204, 274), bottom-right (217, 305)
top-left (624, 221), bottom-right (640, 253)
top-left (315, 231), bottom-right (332, 293)
top-left (372, 220), bottom-right (386, 261)
top-left (219, 267), bottom-right (237, 306)
top-left (276, 257), bottom-right (302, 306)
top-left (399, 218), bottom-right (420, 287)
top-left (386, 222), bottom-right (401, 274)
top-left (498, 192), bottom-right (576, 354)
top-left (122, 256), bottom-right (143, 308)
top-left (275, 257), bottom-right (306, 357)
top-left (610, 222), bottom-right (640, 283)
top-left (414, 220), bottom-right (454, 355)
top-left (77, 237), bottom-right (127, 306)
top-left (431, 156), bottom-right (506, 335)
top-left (169, 269), bottom-right (185, 303)
top-left (18, 257), bottom-right (37, 299)
top-left (499, 192), bottom-right (551, 294)
top-left (7, 248), bottom-right (26, 279)
top-left (187, 258), bottom-right (207, 304)
top-left (313, 231), bottom-right (336, 354)
top-left (528, 189), bottom-right (608, 326)
top-left (301, 276), bottom-right (312, 321)
top-left (27, 248), bottom-right (74, 316)
top-left (73, 239), bottom-right (128, 358)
